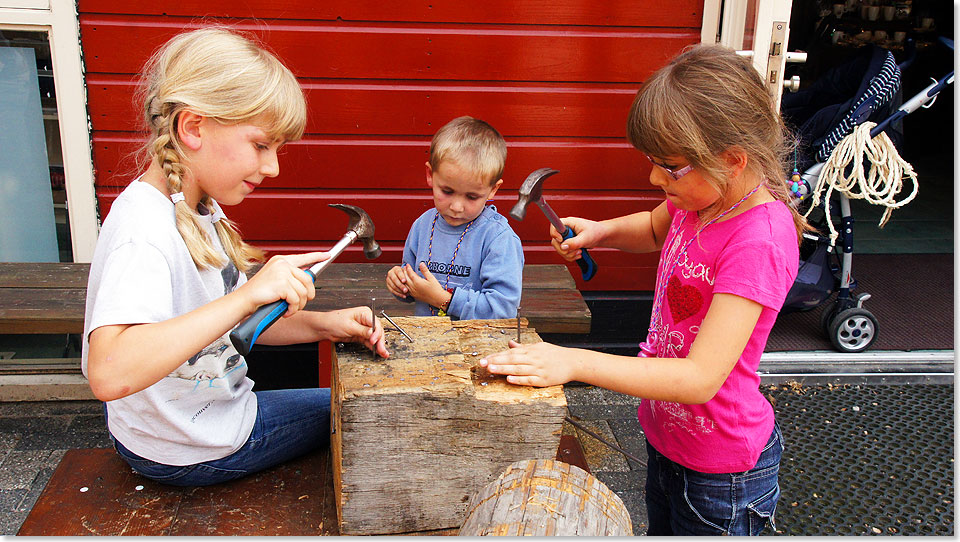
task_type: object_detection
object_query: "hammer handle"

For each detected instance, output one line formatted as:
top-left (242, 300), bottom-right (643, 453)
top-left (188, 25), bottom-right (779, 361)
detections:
top-left (230, 268), bottom-right (316, 357)
top-left (538, 199), bottom-right (598, 281)
top-left (561, 227), bottom-right (598, 281)
top-left (230, 230), bottom-right (360, 356)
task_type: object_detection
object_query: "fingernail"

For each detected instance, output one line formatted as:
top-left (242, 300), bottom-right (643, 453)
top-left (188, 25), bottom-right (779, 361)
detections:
top-left (561, 244), bottom-right (568, 250)
top-left (478, 359), bottom-right (487, 366)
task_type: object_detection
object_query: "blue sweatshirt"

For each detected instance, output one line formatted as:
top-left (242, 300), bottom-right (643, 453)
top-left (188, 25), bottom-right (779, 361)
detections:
top-left (399, 205), bottom-right (523, 319)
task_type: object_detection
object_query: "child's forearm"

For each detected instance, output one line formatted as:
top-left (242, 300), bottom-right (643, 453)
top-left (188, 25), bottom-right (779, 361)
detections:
top-left (86, 291), bottom-right (256, 401)
top-left (257, 311), bottom-right (326, 345)
top-left (566, 349), bottom-right (720, 405)
top-left (597, 211), bottom-right (662, 253)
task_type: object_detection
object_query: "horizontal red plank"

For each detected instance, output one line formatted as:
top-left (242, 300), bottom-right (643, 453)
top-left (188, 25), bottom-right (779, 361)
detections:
top-left (92, 135), bottom-right (653, 191)
top-left (95, 191), bottom-right (663, 242)
top-left (78, 0), bottom-right (703, 28)
top-left (87, 78), bottom-right (641, 137)
top-left (79, 16), bottom-right (698, 82)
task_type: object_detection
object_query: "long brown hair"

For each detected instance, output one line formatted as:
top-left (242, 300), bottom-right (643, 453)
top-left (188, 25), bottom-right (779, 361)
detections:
top-left (136, 27), bottom-right (307, 272)
top-left (627, 44), bottom-right (808, 238)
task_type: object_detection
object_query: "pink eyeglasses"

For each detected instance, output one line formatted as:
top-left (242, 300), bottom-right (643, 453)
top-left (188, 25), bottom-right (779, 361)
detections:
top-left (645, 154), bottom-right (694, 180)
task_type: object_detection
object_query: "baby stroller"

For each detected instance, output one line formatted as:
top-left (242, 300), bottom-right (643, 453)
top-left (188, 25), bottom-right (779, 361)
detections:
top-left (780, 39), bottom-right (954, 353)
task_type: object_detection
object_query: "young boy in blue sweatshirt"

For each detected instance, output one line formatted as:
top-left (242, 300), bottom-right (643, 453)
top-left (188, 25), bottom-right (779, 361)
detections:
top-left (385, 116), bottom-right (523, 319)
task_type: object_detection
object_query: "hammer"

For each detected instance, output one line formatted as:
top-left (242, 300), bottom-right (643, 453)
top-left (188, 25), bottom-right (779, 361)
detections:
top-left (230, 204), bottom-right (381, 356)
top-left (510, 168), bottom-right (597, 281)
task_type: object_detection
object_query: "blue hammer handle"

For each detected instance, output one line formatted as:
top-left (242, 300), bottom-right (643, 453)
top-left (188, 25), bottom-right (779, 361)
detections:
top-left (561, 227), bottom-right (597, 281)
top-left (230, 268), bottom-right (316, 357)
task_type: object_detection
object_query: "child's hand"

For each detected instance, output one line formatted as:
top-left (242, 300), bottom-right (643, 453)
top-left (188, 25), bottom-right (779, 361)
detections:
top-left (550, 217), bottom-right (603, 262)
top-left (324, 307), bottom-right (390, 358)
top-left (479, 341), bottom-right (574, 387)
top-left (238, 252), bottom-right (329, 317)
top-left (402, 263), bottom-right (450, 309)
top-left (386, 265), bottom-right (410, 298)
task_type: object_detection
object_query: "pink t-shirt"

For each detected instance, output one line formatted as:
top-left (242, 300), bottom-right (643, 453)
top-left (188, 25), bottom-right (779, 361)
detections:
top-left (638, 199), bottom-right (799, 473)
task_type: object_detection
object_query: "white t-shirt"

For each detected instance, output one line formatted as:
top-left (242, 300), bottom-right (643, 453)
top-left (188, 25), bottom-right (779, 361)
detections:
top-left (81, 180), bottom-right (257, 466)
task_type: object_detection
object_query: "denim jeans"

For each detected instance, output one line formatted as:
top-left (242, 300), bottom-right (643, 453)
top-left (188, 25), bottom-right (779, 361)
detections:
top-left (645, 422), bottom-right (783, 536)
top-left (108, 388), bottom-right (331, 486)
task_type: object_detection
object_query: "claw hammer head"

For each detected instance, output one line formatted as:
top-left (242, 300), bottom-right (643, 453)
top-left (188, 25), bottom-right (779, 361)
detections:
top-left (329, 203), bottom-right (381, 259)
top-left (509, 168), bottom-right (559, 221)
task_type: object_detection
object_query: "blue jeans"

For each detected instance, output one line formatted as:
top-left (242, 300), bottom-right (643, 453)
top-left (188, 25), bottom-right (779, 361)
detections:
top-left (109, 388), bottom-right (331, 486)
top-left (645, 422), bottom-right (783, 536)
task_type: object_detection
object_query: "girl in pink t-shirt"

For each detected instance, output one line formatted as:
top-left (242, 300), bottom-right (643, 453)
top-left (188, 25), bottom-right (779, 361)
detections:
top-left (480, 45), bottom-right (808, 535)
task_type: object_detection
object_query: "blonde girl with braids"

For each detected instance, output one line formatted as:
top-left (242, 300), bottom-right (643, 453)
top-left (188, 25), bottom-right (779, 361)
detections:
top-left (481, 45), bottom-right (805, 535)
top-left (81, 27), bottom-right (388, 486)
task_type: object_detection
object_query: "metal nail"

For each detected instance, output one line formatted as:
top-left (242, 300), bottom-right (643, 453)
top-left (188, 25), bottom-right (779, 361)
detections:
top-left (380, 310), bottom-right (414, 342)
top-left (516, 306), bottom-right (521, 343)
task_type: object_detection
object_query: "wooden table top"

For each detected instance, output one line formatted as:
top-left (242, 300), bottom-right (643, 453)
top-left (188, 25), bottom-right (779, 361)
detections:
top-left (0, 262), bottom-right (590, 335)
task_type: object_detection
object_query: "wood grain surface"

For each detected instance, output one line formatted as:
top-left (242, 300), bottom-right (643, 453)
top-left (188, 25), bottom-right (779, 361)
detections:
top-left (17, 448), bottom-right (339, 536)
top-left (458, 458), bottom-right (632, 535)
top-left (332, 316), bottom-right (566, 535)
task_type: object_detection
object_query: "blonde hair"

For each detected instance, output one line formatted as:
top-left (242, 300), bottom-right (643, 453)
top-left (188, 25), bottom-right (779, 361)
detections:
top-left (136, 27), bottom-right (307, 272)
top-left (429, 116), bottom-right (507, 186)
top-left (627, 44), bottom-right (808, 238)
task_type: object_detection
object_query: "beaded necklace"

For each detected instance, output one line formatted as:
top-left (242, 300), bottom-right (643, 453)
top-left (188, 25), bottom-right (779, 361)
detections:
top-left (427, 209), bottom-right (477, 316)
top-left (641, 183), bottom-right (764, 357)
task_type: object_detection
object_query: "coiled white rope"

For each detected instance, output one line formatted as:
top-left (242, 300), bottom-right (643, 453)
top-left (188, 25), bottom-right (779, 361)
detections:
top-left (803, 121), bottom-right (919, 245)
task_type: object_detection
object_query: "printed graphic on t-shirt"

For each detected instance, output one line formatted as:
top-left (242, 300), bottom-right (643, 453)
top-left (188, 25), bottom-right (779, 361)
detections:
top-left (221, 263), bottom-right (240, 295)
top-left (651, 226), bottom-right (716, 359)
top-left (646, 220), bottom-right (719, 436)
top-left (667, 276), bottom-right (702, 322)
top-left (424, 260), bottom-right (471, 278)
top-left (648, 399), bottom-right (717, 434)
top-left (167, 263), bottom-right (245, 389)
top-left (169, 335), bottom-right (244, 388)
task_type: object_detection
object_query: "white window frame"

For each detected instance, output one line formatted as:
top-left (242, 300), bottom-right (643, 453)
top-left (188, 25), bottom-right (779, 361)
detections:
top-left (0, 1), bottom-right (98, 262)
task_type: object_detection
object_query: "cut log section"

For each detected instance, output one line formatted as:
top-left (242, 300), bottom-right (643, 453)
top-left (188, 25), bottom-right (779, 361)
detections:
top-left (331, 316), bottom-right (566, 535)
top-left (458, 459), bottom-right (633, 536)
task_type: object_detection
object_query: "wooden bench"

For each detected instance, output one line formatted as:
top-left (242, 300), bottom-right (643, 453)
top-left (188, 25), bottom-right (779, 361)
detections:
top-left (0, 262), bottom-right (590, 335)
top-left (17, 437), bottom-right (588, 535)
top-left (0, 262), bottom-right (590, 394)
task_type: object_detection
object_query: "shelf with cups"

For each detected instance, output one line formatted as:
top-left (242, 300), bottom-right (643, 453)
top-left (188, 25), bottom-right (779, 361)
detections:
top-left (827, 0), bottom-right (941, 49)
top-left (830, 17), bottom-right (939, 51)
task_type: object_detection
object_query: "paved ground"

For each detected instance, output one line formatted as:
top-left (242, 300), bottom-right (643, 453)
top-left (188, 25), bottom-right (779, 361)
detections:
top-left (566, 382), bottom-right (954, 536)
top-left (0, 382), bottom-right (953, 535)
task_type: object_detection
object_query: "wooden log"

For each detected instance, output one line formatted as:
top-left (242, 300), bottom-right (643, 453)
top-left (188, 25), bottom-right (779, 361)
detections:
top-left (331, 316), bottom-right (566, 535)
top-left (458, 459), bottom-right (633, 536)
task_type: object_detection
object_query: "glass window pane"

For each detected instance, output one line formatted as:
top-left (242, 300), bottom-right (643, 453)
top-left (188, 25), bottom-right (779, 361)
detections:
top-left (0, 29), bottom-right (71, 262)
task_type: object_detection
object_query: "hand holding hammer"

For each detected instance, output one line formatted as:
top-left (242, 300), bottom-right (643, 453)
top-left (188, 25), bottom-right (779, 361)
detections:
top-left (230, 204), bottom-right (381, 356)
top-left (510, 168), bottom-right (597, 281)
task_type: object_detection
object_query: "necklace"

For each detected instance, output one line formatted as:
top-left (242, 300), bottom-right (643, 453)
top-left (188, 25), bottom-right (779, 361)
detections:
top-left (427, 210), bottom-right (477, 316)
top-left (641, 183), bottom-right (764, 357)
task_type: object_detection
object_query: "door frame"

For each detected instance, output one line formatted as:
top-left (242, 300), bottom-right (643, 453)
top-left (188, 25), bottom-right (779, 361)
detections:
top-left (703, 0), bottom-right (794, 108)
top-left (0, 1), bottom-right (98, 262)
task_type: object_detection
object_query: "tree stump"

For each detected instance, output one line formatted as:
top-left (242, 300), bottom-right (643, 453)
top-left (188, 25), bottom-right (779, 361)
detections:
top-left (458, 459), bottom-right (633, 536)
top-left (331, 316), bottom-right (566, 535)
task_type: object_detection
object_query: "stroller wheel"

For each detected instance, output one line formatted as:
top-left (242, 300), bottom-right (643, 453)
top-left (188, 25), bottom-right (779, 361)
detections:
top-left (819, 304), bottom-right (838, 336)
top-left (828, 308), bottom-right (879, 353)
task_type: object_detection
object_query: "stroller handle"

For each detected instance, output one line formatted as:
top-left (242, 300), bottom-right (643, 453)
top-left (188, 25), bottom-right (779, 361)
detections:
top-left (871, 70), bottom-right (954, 137)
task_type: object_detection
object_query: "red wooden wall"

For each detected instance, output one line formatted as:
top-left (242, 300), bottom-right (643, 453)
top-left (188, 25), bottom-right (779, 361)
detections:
top-left (77, 1), bottom-right (703, 291)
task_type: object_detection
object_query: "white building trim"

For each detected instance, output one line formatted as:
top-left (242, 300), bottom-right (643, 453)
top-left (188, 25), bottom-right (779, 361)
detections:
top-left (1, 1), bottom-right (98, 262)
